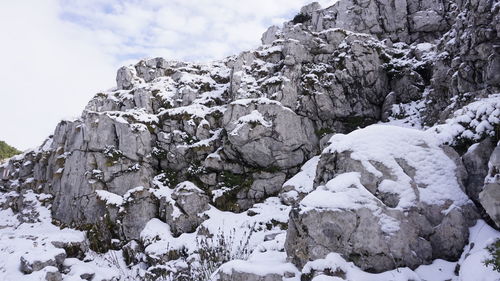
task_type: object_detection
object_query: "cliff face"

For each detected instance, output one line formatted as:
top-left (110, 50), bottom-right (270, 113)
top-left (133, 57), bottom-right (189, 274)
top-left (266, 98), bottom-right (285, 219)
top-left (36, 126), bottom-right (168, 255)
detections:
top-left (1, 0), bottom-right (500, 280)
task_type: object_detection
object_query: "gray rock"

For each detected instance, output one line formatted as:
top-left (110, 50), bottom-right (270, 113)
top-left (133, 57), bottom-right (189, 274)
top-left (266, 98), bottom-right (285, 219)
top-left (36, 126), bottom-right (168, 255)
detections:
top-left (116, 66), bottom-right (140, 90)
top-left (215, 269), bottom-right (295, 281)
top-left (223, 101), bottom-right (318, 169)
top-left (44, 267), bottom-right (63, 281)
top-left (120, 188), bottom-right (158, 241)
top-left (261, 26), bottom-right (280, 45)
top-left (20, 249), bottom-right (66, 274)
top-left (236, 172), bottom-right (287, 210)
top-left (51, 239), bottom-right (88, 259)
top-left (462, 138), bottom-right (495, 202)
top-left (479, 183), bottom-right (500, 228)
top-left (160, 181), bottom-right (209, 236)
top-left (486, 53), bottom-right (500, 86)
top-left (286, 127), bottom-right (477, 272)
top-left (123, 240), bottom-right (144, 265)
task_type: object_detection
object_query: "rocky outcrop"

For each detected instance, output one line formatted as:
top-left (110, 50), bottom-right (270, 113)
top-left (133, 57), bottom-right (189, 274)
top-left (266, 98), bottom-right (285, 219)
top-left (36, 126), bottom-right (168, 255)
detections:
top-left (423, 0), bottom-right (500, 124)
top-left (159, 181), bottom-right (209, 236)
top-left (20, 248), bottom-right (66, 274)
top-left (462, 137), bottom-right (496, 202)
top-left (264, 0), bottom-right (455, 45)
top-left (479, 143), bottom-right (500, 228)
top-left (1, 0), bottom-right (500, 280)
top-left (285, 126), bottom-right (477, 272)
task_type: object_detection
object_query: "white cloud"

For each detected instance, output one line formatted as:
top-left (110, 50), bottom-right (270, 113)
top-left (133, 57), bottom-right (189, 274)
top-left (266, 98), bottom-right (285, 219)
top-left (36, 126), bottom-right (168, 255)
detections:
top-left (0, 0), bottom-right (335, 150)
top-left (0, 0), bottom-right (116, 150)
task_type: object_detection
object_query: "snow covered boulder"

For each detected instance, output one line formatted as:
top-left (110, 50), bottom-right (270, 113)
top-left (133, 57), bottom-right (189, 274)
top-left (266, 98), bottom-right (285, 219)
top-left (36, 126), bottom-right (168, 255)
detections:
top-left (479, 183), bottom-right (500, 228)
top-left (462, 137), bottom-right (495, 202)
top-left (20, 248), bottom-right (66, 274)
top-left (285, 125), bottom-right (478, 272)
top-left (119, 187), bottom-right (158, 241)
top-left (116, 65), bottom-right (142, 90)
top-left (214, 252), bottom-right (299, 281)
top-left (159, 181), bottom-right (209, 236)
top-left (479, 144), bottom-right (500, 228)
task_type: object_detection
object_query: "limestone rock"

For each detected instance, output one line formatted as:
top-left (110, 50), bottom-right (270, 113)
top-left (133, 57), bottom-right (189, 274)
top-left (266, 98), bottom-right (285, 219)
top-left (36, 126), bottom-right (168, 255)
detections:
top-left (285, 126), bottom-right (477, 272)
top-left (119, 187), bottom-right (158, 241)
top-left (216, 271), bottom-right (285, 281)
top-left (462, 138), bottom-right (495, 202)
top-left (160, 181), bottom-right (209, 236)
top-left (479, 143), bottom-right (500, 227)
top-left (20, 248), bottom-right (66, 274)
top-left (479, 183), bottom-right (500, 228)
top-left (223, 100), bottom-right (318, 169)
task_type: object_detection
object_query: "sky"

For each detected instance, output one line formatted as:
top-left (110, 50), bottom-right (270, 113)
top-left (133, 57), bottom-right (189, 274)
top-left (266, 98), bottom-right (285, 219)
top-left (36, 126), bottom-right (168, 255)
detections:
top-left (0, 0), bottom-right (333, 150)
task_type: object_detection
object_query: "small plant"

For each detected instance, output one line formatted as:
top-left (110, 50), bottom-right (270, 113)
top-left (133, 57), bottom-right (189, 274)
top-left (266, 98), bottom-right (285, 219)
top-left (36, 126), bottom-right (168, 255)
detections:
top-left (484, 238), bottom-right (500, 272)
top-left (315, 127), bottom-right (335, 138)
top-left (191, 226), bottom-right (255, 281)
top-left (103, 145), bottom-right (123, 166)
top-left (148, 226), bottom-right (256, 281)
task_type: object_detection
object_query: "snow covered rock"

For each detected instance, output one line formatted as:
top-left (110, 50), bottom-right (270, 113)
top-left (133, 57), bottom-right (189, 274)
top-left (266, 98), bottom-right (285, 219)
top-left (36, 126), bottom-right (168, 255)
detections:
top-left (20, 248), bottom-right (66, 274)
top-left (462, 137), bottom-right (495, 202)
top-left (479, 143), bottom-right (500, 228)
top-left (223, 99), bottom-right (318, 169)
top-left (479, 183), bottom-right (500, 228)
top-left (119, 187), bottom-right (158, 241)
top-left (159, 181), bottom-right (209, 236)
top-left (214, 252), bottom-right (299, 281)
top-left (286, 125), bottom-right (477, 272)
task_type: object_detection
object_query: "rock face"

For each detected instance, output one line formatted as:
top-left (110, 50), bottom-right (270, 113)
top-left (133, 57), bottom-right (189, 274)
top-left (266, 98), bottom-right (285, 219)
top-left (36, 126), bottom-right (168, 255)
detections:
top-left (1, 0), bottom-right (500, 280)
top-left (480, 144), bottom-right (500, 228)
top-left (285, 126), bottom-right (477, 272)
top-left (159, 181), bottom-right (210, 236)
top-left (462, 138), bottom-right (495, 202)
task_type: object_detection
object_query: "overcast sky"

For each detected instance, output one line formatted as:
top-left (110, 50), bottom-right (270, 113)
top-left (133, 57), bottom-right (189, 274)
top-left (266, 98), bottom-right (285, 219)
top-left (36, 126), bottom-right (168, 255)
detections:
top-left (0, 0), bottom-right (333, 150)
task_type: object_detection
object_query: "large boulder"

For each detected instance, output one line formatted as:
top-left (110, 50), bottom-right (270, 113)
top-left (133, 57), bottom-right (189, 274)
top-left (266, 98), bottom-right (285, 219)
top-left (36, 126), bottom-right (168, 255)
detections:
top-left (479, 143), bottom-right (500, 228)
top-left (285, 125), bottom-right (477, 272)
top-left (20, 248), bottom-right (66, 274)
top-left (223, 99), bottom-right (318, 169)
top-left (462, 137), bottom-right (495, 202)
top-left (159, 181), bottom-right (210, 236)
top-left (213, 252), bottom-right (299, 281)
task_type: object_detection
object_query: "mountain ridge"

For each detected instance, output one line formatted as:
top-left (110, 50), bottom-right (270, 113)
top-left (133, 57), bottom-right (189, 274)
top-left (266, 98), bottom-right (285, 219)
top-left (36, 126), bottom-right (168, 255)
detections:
top-left (0, 0), bottom-right (499, 280)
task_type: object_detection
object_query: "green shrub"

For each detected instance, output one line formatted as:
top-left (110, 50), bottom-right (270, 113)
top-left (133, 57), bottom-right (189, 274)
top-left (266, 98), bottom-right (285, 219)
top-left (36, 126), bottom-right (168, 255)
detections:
top-left (484, 238), bottom-right (500, 272)
top-left (0, 141), bottom-right (21, 160)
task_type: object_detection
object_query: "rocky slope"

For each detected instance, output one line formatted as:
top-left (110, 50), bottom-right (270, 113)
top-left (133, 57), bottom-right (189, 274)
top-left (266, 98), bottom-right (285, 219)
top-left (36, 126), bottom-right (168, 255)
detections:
top-left (1, 0), bottom-right (500, 280)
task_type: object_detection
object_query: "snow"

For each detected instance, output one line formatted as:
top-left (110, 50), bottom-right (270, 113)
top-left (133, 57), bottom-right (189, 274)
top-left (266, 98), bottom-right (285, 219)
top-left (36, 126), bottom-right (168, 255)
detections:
top-left (300, 172), bottom-right (401, 234)
top-left (301, 172), bottom-right (376, 211)
top-left (431, 93), bottom-right (500, 145)
top-left (218, 251), bottom-right (299, 277)
top-left (174, 181), bottom-right (205, 194)
top-left (322, 125), bottom-right (471, 208)
top-left (386, 98), bottom-right (426, 129)
top-left (21, 247), bottom-right (65, 264)
top-left (95, 190), bottom-right (123, 206)
top-left (123, 186), bottom-right (146, 201)
top-left (140, 218), bottom-right (173, 247)
top-left (230, 110), bottom-right (273, 136)
top-left (281, 156), bottom-right (320, 201)
top-left (457, 220), bottom-right (500, 281)
top-left (303, 253), bottom-right (420, 281)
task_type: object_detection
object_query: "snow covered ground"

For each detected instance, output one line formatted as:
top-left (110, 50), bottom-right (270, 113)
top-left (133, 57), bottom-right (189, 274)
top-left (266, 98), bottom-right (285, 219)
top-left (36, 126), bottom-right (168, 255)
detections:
top-left (0, 178), bottom-right (498, 280)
